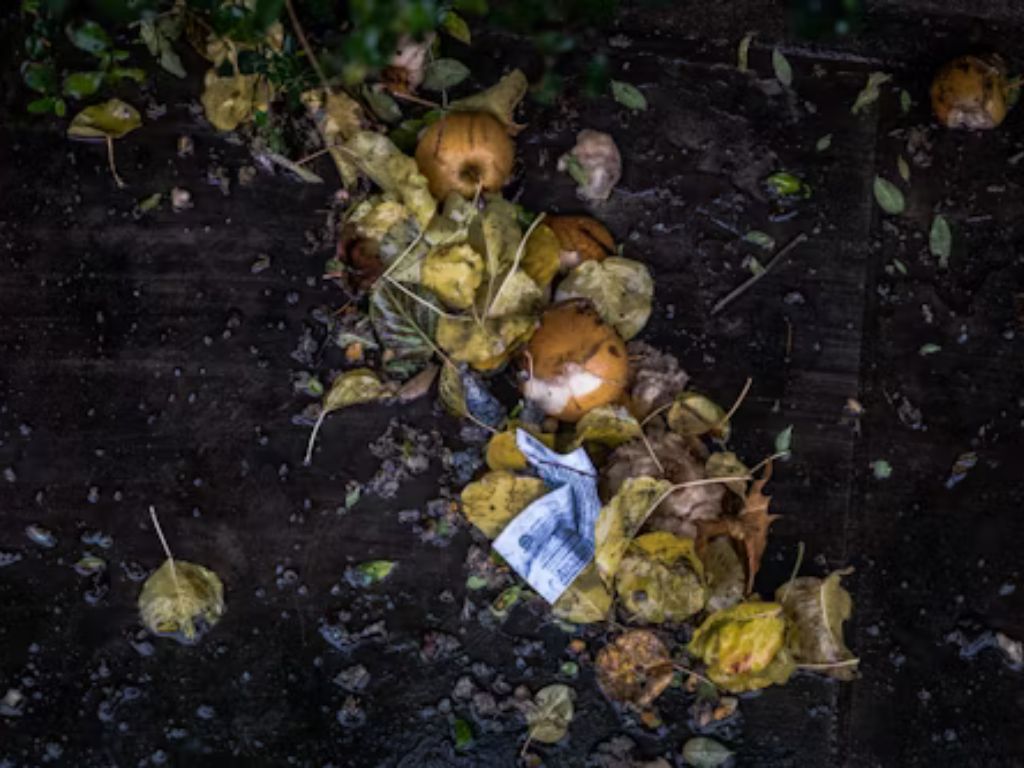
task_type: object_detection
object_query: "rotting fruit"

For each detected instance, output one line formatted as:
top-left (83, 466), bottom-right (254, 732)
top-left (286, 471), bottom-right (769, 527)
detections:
top-left (547, 215), bottom-right (616, 271)
top-left (521, 299), bottom-right (628, 422)
top-left (415, 111), bottom-right (515, 199)
top-left (931, 54), bottom-right (1011, 130)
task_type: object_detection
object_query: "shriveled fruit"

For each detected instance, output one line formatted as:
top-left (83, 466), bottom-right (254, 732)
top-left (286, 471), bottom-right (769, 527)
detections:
top-left (521, 300), bottom-right (629, 422)
top-left (595, 629), bottom-right (674, 707)
top-left (931, 54), bottom-right (1011, 130)
top-left (547, 215), bottom-right (616, 271)
top-left (414, 112), bottom-right (514, 199)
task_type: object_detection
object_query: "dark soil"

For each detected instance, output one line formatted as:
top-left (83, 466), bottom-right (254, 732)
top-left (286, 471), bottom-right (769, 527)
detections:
top-left (2, 3), bottom-right (1023, 766)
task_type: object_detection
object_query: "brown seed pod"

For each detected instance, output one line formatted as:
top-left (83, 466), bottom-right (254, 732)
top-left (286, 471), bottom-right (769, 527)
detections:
top-left (931, 54), bottom-right (1010, 130)
top-left (414, 112), bottom-right (515, 199)
top-left (521, 299), bottom-right (628, 422)
top-left (547, 215), bottom-right (616, 271)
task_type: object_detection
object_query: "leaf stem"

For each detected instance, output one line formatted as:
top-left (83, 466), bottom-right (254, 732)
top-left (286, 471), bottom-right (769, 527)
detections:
top-left (778, 540), bottom-right (805, 603)
top-left (385, 275), bottom-right (457, 319)
top-left (303, 408), bottom-right (328, 465)
top-left (711, 232), bottom-right (808, 316)
top-left (718, 377), bottom-right (753, 427)
top-left (106, 136), bottom-right (126, 188)
top-left (391, 90), bottom-right (442, 109)
top-left (796, 658), bottom-right (860, 670)
top-left (148, 506), bottom-right (183, 606)
top-left (486, 212), bottom-right (546, 317)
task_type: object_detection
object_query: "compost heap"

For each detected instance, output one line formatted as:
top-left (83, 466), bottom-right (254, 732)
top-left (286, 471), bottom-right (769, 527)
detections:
top-left (300, 70), bottom-right (858, 719)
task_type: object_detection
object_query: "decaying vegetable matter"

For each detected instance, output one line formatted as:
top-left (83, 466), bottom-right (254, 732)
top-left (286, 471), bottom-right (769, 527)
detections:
top-left (931, 54), bottom-right (1013, 130)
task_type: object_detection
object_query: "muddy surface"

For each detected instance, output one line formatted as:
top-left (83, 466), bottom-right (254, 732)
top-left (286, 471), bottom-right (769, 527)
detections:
top-left (2, 3), bottom-right (1023, 766)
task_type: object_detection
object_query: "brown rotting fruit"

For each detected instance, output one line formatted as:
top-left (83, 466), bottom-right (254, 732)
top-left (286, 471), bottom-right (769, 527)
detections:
top-left (931, 54), bottom-right (1011, 130)
top-left (414, 112), bottom-right (514, 199)
top-left (547, 215), bottom-right (616, 271)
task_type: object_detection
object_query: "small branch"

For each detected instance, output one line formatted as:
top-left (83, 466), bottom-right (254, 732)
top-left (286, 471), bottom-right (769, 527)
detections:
top-left (295, 147), bottom-right (332, 166)
top-left (285, 0), bottom-right (331, 93)
top-left (391, 90), bottom-right (442, 109)
top-left (711, 232), bottom-right (808, 316)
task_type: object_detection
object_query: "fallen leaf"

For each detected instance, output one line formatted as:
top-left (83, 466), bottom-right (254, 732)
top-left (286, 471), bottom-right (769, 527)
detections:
top-left (850, 71), bottom-right (892, 114)
top-left (594, 476), bottom-right (673, 586)
top-left (705, 452), bottom-right (749, 497)
top-left (550, 563), bottom-right (613, 624)
top-left (67, 98), bottom-right (141, 140)
top-left (66, 19), bottom-right (110, 54)
top-left (305, 369), bottom-right (389, 463)
top-left (771, 48), bottom-right (792, 86)
top-left (485, 269), bottom-right (544, 320)
top-left (449, 69), bottom-right (528, 132)
top-left (900, 89), bottom-right (912, 113)
top-left (521, 222), bottom-right (561, 288)
top-left (595, 629), bottom-right (674, 707)
top-left (475, 196), bottom-right (522, 290)
top-left (459, 471), bottom-right (548, 538)
top-left (490, 585), bottom-right (524, 620)
top-left (687, 601), bottom-right (795, 692)
top-left (63, 70), bottom-right (105, 100)
top-left (452, 717), bottom-right (474, 750)
top-left (301, 88), bottom-right (364, 186)
top-left (347, 560), bottom-right (397, 586)
top-left (615, 532), bottom-right (706, 623)
top-left (872, 176), bottom-right (905, 215)
top-left (526, 684), bottom-right (575, 744)
top-left (774, 425), bottom-right (793, 457)
top-left (201, 70), bottom-right (270, 132)
top-left (440, 10), bottom-right (471, 45)
top-left (897, 155), bottom-right (911, 182)
top-left (702, 536), bottom-right (746, 612)
top-left (815, 134), bottom-right (832, 152)
top-left (369, 283), bottom-right (439, 379)
top-left (421, 243), bottom-right (485, 310)
top-left (667, 391), bottom-right (730, 441)
top-left (930, 214), bottom-right (952, 268)
top-left (626, 341), bottom-right (690, 420)
top-left (438, 362), bottom-right (505, 428)
top-left (743, 230), bottom-right (775, 250)
top-left (344, 131), bottom-right (436, 227)
top-left (572, 405), bottom-right (643, 450)
top-left (485, 427), bottom-right (555, 471)
top-left (610, 80), bottom-right (647, 111)
top-left (554, 257), bottom-right (653, 340)
top-left (764, 171), bottom-right (811, 200)
top-left (870, 459), bottom-right (893, 479)
top-left (682, 736), bottom-right (734, 767)
top-left (919, 343), bottom-right (942, 356)
top-left (737, 32), bottom-right (755, 72)
top-left (435, 314), bottom-right (535, 371)
top-left (776, 568), bottom-right (858, 680)
top-left (138, 559), bottom-right (225, 644)
top-left (697, 464), bottom-right (779, 593)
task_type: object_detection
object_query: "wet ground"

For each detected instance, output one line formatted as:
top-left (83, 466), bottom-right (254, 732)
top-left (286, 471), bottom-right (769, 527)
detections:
top-left (2, 2), bottom-right (1024, 766)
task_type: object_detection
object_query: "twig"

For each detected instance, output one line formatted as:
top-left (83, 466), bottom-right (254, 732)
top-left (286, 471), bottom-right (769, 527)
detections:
top-left (106, 137), bottom-right (126, 188)
top-left (672, 663), bottom-right (719, 691)
top-left (748, 451), bottom-right (790, 476)
top-left (391, 90), bottom-right (442, 109)
top-left (385, 275), bottom-right (457, 319)
top-left (295, 147), bottom-right (332, 166)
top-left (711, 232), bottom-right (808, 316)
top-left (303, 408), bottom-right (329, 465)
top-left (284, 0), bottom-right (331, 93)
top-left (640, 401), bottom-right (673, 428)
top-left (778, 540), bottom-right (805, 603)
top-left (797, 658), bottom-right (860, 671)
top-left (639, 430), bottom-right (665, 475)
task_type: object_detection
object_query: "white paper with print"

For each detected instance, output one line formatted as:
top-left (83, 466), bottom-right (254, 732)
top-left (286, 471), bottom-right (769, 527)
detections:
top-left (493, 430), bottom-right (601, 603)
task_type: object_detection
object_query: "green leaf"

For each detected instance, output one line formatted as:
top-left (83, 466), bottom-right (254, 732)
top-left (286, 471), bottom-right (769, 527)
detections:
top-left (771, 48), bottom-right (792, 86)
top-left (138, 192), bottom-right (162, 212)
top-left (897, 155), bottom-right (910, 183)
top-left (929, 215), bottom-right (952, 269)
top-left (441, 10), bottom-right (471, 45)
top-left (850, 71), bottom-right (891, 115)
top-left (737, 31), bottom-right (754, 72)
top-left (67, 99), bottom-right (142, 140)
top-left (109, 67), bottom-right (146, 84)
top-left (361, 85), bottom-right (402, 123)
top-left (899, 89), bottom-right (912, 114)
top-left (422, 58), bottom-right (470, 91)
top-left (465, 575), bottom-right (487, 590)
top-left (27, 96), bottom-right (57, 115)
top-left (682, 736), bottom-right (734, 767)
top-left (54, 98), bottom-right (66, 117)
top-left (610, 79), bottom-right (647, 111)
top-left (63, 71), bottom-right (105, 99)
top-left (872, 176), bottom-right (905, 215)
top-left (562, 154), bottom-right (589, 187)
top-left (815, 133), bottom-right (832, 152)
top-left (452, 718), bottom-right (474, 750)
top-left (918, 343), bottom-right (942, 356)
top-left (554, 257), bottom-right (653, 340)
top-left (138, 558), bottom-right (225, 644)
top-left (369, 283), bottom-right (440, 379)
top-left (775, 425), bottom-right (793, 457)
top-left (765, 171), bottom-right (810, 199)
top-left (22, 61), bottom-right (58, 94)
top-left (66, 20), bottom-right (110, 55)
top-left (743, 230), bottom-right (775, 250)
top-left (870, 459), bottom-right (893, 479)
top-left (350, 560), bottom-right (396, 586)
top-left (253, 0), bottom-right (285, 30)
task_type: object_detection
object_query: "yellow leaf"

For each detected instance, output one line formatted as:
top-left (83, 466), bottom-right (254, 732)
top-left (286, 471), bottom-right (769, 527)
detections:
top-left (615, 531), bottom-right (706, 623)
top-left (521, 222), bottom-right (561, 288)
top-left (776, 568), bottom-right (858, 680)
top-left (526, 684), bottom-right (575, 744)
top-left (344, 131), bottom-right (436, 227)
top-left (554, 257), bottom-right (653, 340)
top-left (436, 314), bottom-right (535, 371)
top-left (688, 601), bottom-right (795, 692)
top-left (305, 369), bottom-right (388, 464)
top-left (595, 629), bottom-right (674, 707)
top-left (67, 99), bottom-right (141, 140)
top-left (200, 69), bottom-right (270, 132)
top-left (301, 88), bottom-right (364, 186)
top-left (667, 391), bottom-right (730, 440)
top-left (572, 405), bottom-right (642, 450)
top-left (485, 269), bottom-right (543, 319)
top-left (594, 476), bottom-right (672, 587)
top-left (702, 536), bottom-right (746, 612)
top-left (705, 451), bottom-right (749, 497)
top-left (421, 243), bottom-right (484, 310)
top-left (138, 559), bottom-right (224, 643)
top-left (485, 427), bottom-right (555, 471)
top-left (551, 563), bottom-right (613, 624)
top-left (449, 69), bottom-right (528, 133)
top-left (459, 470), bottom-right (547, 538)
